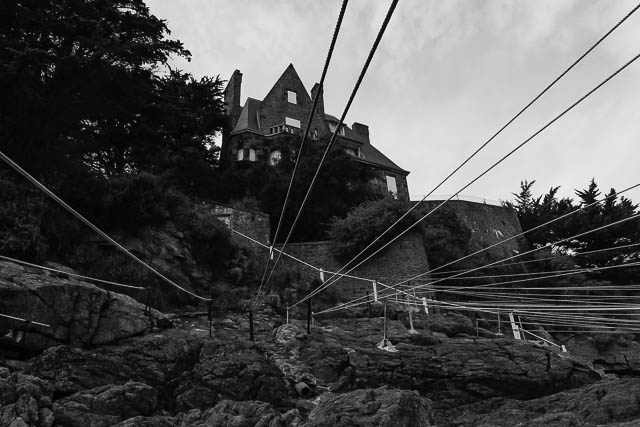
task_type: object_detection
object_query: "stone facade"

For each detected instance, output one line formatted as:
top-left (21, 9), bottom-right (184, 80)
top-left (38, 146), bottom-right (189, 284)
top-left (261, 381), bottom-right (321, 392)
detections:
top-left (221, 64), bottom-right (411, 201)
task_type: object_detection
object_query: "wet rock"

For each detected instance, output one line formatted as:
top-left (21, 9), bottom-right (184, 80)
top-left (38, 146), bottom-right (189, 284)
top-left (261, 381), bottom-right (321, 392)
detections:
top-left (53, 381), bottom-right (157, 427)
top-left (0, 260), bottom-right (170, 351)
top-left (306, 387), bottom-right (433, 426)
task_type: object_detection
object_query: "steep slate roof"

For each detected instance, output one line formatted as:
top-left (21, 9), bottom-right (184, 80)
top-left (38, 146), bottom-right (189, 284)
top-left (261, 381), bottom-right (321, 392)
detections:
top-left (231, 98), bottom-right (262, 134)
top-left (325, 113), bottom-right (408, 175)
top-left (358, 143), bottom-right (408, 174)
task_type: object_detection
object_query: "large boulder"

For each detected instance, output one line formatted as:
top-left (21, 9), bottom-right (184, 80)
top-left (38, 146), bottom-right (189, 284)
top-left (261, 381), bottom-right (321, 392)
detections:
top-left (563, 334), bottom-right (640, 375)
top-left (0, 260), bottom-right (170, 351)
top-left (441, 377), bottom-right (640, 427)
top-left (25, 329), bottom-right (205, 403)
top-left (306, 387), bottom-right (433, 427)
top-left (172, 340), bottom-right (290, 411)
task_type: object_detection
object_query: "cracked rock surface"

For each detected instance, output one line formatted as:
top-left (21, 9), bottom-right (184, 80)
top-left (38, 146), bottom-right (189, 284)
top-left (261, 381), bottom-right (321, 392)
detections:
top-left (0, 260), bottom-right (169, 351)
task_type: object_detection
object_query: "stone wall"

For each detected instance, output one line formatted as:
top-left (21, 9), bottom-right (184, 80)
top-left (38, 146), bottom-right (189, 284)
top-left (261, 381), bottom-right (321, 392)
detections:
top-left (417, 200), bottom-right (528, 261)
top-left (276, 232), bottom-right (430, 303)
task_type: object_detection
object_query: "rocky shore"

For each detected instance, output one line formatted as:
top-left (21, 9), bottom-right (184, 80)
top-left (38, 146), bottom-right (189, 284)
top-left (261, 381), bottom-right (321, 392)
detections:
top-left (2, 260), bottom-right (640, 427)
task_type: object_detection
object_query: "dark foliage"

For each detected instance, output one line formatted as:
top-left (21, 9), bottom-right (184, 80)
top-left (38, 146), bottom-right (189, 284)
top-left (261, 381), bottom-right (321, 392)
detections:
top-left (505, 179), bottom-right (640, 268)
top-left (219, 135), bottom-right (378, 242)
top-left (420, 206), bottom-right (472, 269)
top-left (328, 197), bottom-right (421, 263)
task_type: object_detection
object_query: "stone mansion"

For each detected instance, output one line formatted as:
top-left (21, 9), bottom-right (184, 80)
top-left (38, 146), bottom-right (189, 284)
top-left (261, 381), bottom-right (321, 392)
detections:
top-left (220, 64), bottom-right (410, 201)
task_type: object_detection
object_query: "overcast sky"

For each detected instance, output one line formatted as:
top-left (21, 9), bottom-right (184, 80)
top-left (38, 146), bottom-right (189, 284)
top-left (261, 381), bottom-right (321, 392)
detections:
top-left (147, 0), bottom-right (640, 204)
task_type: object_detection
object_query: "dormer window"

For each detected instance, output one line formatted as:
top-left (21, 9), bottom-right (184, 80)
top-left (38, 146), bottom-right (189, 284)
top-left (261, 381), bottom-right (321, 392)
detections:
top-left (285, 117), bottom-right (300, 128)
top-left (338, 125), bottom-right (346, 136)
top-left (311, 129), bottom-right (318, 140)
top-left (287, 90), bottom-right (297, 104)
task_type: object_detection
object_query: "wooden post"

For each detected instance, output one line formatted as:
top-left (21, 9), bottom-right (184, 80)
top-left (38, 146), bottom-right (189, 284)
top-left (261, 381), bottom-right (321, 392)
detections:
top-left (207, 300), bottom-right (213, 338)
top-left (497, 312), bottom-right (502, 334)
top-left (307, 298), bottom-right (312, 334)
top-left (286, 308), bottom-right (289, 324)
top-left (422, 297), bottom-right (429, 314)
top-left (383, 300), bottom-right (388, 341)
top-left (249, 310), bottom-right (254, 341)
top-left (319, 268), bottom-right (325, 283)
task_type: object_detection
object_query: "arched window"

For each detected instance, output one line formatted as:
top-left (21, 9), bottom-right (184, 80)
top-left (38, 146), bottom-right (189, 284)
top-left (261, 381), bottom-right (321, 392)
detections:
top-left (269, 150), bottom-right (282, 166)
top-left (237, 148), bottom-right (244, 161)
top-left (249, 148), bottom-right (256, 161)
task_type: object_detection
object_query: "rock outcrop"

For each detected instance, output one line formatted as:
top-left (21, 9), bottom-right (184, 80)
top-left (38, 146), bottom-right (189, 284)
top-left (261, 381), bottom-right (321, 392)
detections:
top-left (441, 377), bottom-right (640, 427)
top-left (0, 260), bottom-right (169, 351)
top-left (306, 387), bottom-right (433, 427)
top-left (296, 320), bottom-right (599, 408)
top-left (52, 382), bottom-right (157, 427)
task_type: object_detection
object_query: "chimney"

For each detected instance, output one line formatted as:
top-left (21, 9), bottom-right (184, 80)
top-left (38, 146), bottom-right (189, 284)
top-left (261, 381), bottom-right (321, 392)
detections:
top-left (311, 83), bottom-right (325, 117)
top-left (352, 122), bottom-right (370, 143)
top-left (224, 69), bottom-right (243, 127)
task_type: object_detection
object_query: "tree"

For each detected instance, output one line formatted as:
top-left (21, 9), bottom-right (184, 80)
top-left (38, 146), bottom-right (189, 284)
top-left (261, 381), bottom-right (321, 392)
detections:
top-left (507, 178), bottom-right (640, 271)
top-left (0, 0), bottom-right (224, 192)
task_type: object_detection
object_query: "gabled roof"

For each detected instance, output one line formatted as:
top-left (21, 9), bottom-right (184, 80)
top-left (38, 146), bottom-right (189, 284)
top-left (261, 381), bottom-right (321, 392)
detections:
top-left (231, 97), bottom-right (262, 134)
top-left (262, 63), bottom-right (311, 104)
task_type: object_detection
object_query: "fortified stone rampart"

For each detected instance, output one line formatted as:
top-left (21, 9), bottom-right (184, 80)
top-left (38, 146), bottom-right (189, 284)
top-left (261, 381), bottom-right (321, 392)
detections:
top-left (277, 232), bottom-right (430, 303)
top-left (417, 200), bottom-right (528, 261)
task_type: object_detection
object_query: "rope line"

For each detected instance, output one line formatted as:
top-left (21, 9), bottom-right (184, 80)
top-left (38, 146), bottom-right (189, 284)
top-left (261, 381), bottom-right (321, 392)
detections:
top-left (315, 249), bottom-right (640, 315)
top-left (0, 312), bottom-right (50, 328)
top-left (311, 45), bottom-right (640, 299)
top-left (232, 229), bottom-right (375, 282)
top-left (0, 255), bottom-right (145, 290)
top-left (0, 150), bottom-right (211, 302)
top-left (254, 0), bottom-right (350, 308)
top-left (296, 180), bottom-right (640, 308)
top-left (429, 241), bottom-right (640, 276)
top-left (315, 2), bottom-right (640, 300)
top-left (263, 0), bottom-right (400, 294)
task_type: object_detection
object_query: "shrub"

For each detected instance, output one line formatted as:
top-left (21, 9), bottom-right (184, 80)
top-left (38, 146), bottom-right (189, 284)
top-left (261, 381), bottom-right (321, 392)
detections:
top-left (420, 207), bottom-right (472, 269)
top-left (328, 197), bottom-right (420, 263)
top-left (0, 172), bottom-right (47, 258)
